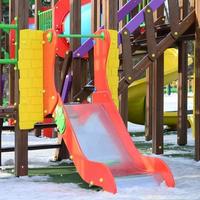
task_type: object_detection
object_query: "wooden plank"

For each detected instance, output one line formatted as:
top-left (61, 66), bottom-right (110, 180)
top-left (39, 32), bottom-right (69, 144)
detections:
top-left (144, 6), bottom-right (157, 60)
top-left (59, 51), bottom-right (73, 93)
top-left (9, 0), bottom-right (15, 106)
top-left (70, 0), bottom-right (82, 98)
top-left (195, 0), bottom-right (200, 161)
top-left (120, 29), bottom-right (132, 126)
top-left (102, 0), bottom-right (118, 29)
top-left (145, 65), bottom-right (153, 141)
top-left (152, 55), bottom-right (164, 154)
top-left (145, 3), bottom-right (164, 142)
top-left (118, 0), bottom-right (128, 126)
top-left (168, 0), bottom-right (180, 39)
top-left (118, 10), bottom-right (195, 93)
top-left (34, 0), bottom-right (42, 30)
top-left (118, 0), bottom-right (127, 28)
top-left (177, 1), bottom-right (189, 146)
top-left (15, 0), bottom-right (29, 176)
top-left (0, 0), bottom-right (3, 166)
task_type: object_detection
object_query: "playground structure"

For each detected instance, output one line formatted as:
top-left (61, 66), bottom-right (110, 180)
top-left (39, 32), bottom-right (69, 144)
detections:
top-left (0, 0), bottom-right (199, 193)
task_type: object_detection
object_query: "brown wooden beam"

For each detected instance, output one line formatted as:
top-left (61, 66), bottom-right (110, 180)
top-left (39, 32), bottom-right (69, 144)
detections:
top-left (102, 0), bottom-right (118, 30)
top-left (177, 1), bottom-right (189, 146)
top-left (9, 0), bottom-right (15, 106)
top-left (152, 55), bottom-right (164, 154)
top-left (15, 0), bottom-right (29, 177)
top-left (120, 29), bottom-right (132, 126)
top-left (195, 0), bottom-right (200, 161)
top-left (0, 0), bottom-right (3, 166)
top-left (145, 65), bottom-right (153, 141)
top-left (70, 0), bottom-right (82, 98)
top-left (119, 10), bottom-right (195, 93)
top-left (34, 0), bottom-right (42, 30)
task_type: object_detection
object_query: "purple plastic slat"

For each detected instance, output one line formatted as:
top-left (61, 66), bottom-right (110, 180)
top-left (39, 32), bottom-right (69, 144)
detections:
top-left (73, 38), bottom-right (94, 58)
top-left (73, 26), bottom-right (104, 58)
top-left (118, 0), bottom-right (166, 44)
top-left (118, 0), bottom-right (142, 22)
top-left (74, 0), bottom-right (166, 56)
top-left (61, 74), bottom-right (72, 103)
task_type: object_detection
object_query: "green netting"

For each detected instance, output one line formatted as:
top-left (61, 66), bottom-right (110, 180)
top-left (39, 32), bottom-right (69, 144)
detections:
top-left (126, 0), bottom-right (151, 23)
top-left (138, 0), bottom-right (151, 12)
top-left (38, 9), bottom-right (52, 31)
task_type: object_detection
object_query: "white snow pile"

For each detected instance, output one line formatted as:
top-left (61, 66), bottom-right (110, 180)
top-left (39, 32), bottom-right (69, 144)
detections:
top-left (0, 93), bottom-right (199, 200)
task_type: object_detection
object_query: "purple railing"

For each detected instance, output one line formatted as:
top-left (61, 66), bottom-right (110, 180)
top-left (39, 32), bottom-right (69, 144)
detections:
top-left (117, 0), bottom-right (143, 22)
top-left (73, 0), bottom-right (166, 58)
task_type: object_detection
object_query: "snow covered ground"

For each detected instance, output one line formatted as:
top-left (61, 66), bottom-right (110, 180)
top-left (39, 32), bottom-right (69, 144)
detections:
top-left (0, 93), bottom-right (199, 200)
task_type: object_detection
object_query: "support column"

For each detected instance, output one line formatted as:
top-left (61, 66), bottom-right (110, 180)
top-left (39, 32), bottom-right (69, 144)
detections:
top-left (177, 41), bottom-right (188, 145)
top-left (145, 65), bottom-right (153, 141)
top-left (102, 0), bottom-right (118, 30)
top-left (34, 0), bottom-right (42, 30)
top-left (152, 55), bottom-right (164, 154)
top-left (15, 0), bottom-right (29, 176)
top-left (177, 0), bottom-right (189, 146)
top-left (0, 0), bottom-right (3, 166)
top-left (195, 0), bottom-right (200, 160)
top-left (9, 0), bottom-right (15, 107)
top-left (70, 0), bottom-right (82, 98)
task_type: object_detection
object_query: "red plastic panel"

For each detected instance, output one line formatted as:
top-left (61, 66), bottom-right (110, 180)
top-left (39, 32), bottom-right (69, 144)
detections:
top-left (54, 0), bottom-right (91, 57)
top-left (43, 30), bottom-right (58, 116)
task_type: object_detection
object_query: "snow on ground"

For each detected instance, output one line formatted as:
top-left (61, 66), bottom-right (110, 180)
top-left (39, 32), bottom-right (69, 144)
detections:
top-left (0, 93), bottom-right (200, 200)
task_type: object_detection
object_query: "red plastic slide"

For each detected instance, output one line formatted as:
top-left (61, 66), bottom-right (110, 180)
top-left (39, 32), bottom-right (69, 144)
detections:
top-left (43, 30), bottom-right (175, 193)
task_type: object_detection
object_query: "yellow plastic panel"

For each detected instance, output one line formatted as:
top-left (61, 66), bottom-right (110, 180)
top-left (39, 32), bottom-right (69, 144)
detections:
top-left (18, 30), bottom-right (44, 130)
top-left (106, 30), bottom-right (119, 108)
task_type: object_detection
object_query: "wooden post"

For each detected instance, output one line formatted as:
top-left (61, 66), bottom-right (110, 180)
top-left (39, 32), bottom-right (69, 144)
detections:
top-left (177, 0), bottom-right (189, 146)
top-left (34, 0), bottom-right (42, 137)
top-left (0, 0), bottom-right (3, 166)
top-left (145, 5), bottom-right (164, 146)
top-left (15, 0), bottom-right (29, 176)
top-left (88, 0), bottom-right (100, 81)
top-left (195, 0), bottom-right (200, 161)
top-left (70, 0), bottom-right (82, 98)
top-left (118, 0), bottom-right (129, 126)
top-left (34, 0), bottom-right (42, 30)
top-left (9, 0), bottom-right (15, 107)
top-left (102, 0), bottom-right (118, 30)
top-left (145, 64), bottom-right (153, 141)
top-left (152, 5), bottom-right (164, 154)
top-left (152, 55), bottom-right (164, 154)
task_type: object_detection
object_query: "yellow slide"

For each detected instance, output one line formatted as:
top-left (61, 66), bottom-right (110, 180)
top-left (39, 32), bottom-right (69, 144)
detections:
top-left (128, 48), bottom-right (193, 127)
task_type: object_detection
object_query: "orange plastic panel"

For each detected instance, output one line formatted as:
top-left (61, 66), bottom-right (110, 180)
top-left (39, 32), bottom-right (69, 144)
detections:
top-left (43, 30), bottom-right (58, 116)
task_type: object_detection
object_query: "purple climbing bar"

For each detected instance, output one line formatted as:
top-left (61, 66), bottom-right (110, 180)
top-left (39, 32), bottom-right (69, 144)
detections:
top-left (74, 0), bottom-right (166, 58)
top-left (117, 0), bottom-right (142, 22)
top-left (118, 0), bottom-right (166, 44)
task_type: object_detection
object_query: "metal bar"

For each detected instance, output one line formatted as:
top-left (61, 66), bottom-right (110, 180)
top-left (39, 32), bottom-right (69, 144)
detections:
top-left (1, 144), bottom-right (62, 153)
top-left (0, 23), bottom-right (17, 29)
top-left (58, 33), bottom-right (105, 39)
top-left (0, 59), bottom-right (17, 64)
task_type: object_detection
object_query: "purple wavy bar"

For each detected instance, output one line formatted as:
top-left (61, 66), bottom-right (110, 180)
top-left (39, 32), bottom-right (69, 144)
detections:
top-left (118, 0), bottom-right (142, 22)
top-left (62, 74), bottom-right (72, 103)
top-left (74, 0), bottom-right (166, 58)
top-left (73, 38), bottom-right (93, 58)
top-left (118, 0), bottom-right (166, 44)
top-left (73, 26), bottom-right (104, 58)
